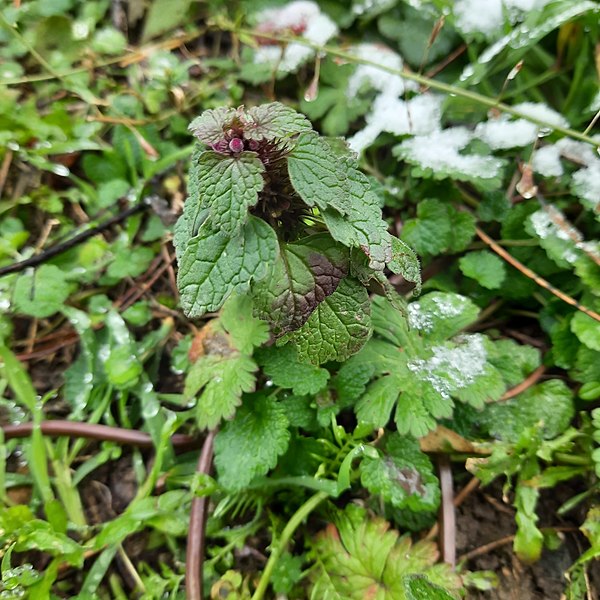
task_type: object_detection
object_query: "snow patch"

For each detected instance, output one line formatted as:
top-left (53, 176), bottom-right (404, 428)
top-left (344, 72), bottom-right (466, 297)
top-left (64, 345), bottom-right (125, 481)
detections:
top-left (253, 2), bottom-right (337, 73)
top-left (512, 102), bottom-right (569, 131)
top-left (347, 43), bottom-right (417, 99)
top-left (396, 127), bottom-right (504, 180)
top-left (348, 93), bottom-right (442, 153)
top-left (475, 115), bottom-right (538, 149)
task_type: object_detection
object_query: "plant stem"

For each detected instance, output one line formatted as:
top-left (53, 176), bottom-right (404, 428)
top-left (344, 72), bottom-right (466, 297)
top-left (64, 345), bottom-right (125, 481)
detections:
top-left (231, 25), bottom-right (600, 148)
top-left (251, 491), bottom-right (329, 600)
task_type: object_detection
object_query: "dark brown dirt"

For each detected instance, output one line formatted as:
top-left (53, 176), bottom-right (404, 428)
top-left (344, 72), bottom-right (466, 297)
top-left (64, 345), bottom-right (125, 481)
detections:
top-left (457, 481), bottom-right (598, 599)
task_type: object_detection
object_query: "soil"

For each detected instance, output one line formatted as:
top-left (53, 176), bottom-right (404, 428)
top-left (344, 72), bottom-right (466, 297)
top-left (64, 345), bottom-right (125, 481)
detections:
top-left (456, 480), bottom-right (599, 599)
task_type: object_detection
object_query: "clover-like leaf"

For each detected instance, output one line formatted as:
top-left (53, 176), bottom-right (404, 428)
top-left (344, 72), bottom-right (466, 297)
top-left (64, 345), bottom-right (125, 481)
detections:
top-left (177, 216), bottom-right (277, 318)
top-left (185, 353), bottom-right (258, 430)
top-left (214, 392), bottom-right (290, 491)
top-left (309, 504), bottom-right (461, 600)
top-left (12, 265), bottom-right (72, 318)
top-left (253, 234), bottom-right (348, 337)
top-left (280, 278), bottom-right (372, 364)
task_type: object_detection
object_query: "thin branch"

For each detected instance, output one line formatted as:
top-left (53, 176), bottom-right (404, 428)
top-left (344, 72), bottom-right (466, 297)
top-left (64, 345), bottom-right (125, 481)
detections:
top-left (231, 26), bottom-right (600, 148)
top-left (2, 420), bottom-right (196, 449)
top-left (186, 430), bottom-right (217, 600)
top-left (500, 365), bottom-right (546, 401)
top-left (437, 455), bottom-right (456, 568)
top-left (0, 202), bottom-right (149, 279)
top-left (476, 227), bottom-right (600, 323)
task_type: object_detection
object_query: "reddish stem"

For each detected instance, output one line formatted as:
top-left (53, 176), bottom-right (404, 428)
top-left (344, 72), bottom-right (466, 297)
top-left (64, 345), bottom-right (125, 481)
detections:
top-left (2, 420), bottom-right (197, 449)
top-left (186, 430), bottom-right (216, 600)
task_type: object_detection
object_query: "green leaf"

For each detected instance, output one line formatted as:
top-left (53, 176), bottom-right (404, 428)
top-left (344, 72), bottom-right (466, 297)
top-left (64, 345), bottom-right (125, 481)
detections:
top-left (189, 151), bottom-right (265, 235)
top-left (220, 294), bottom-right (270, 354)
top-left (360, 434), bottom-right (440, 513)
top-left (177, 216), bottom-right (277, 318)
top-left (245, 103), bottom-right (312, 140)
top-left (401, 199), bottom-right (475, 257)
top-left (280, 278), bottom-right (372, 365)
top-left (185, 354), bottom-right (258, 430)
top-left (12, 265), bottom-right (71, 318)
top-left (322, 158), bottom-right (392, 270)
top-left (479, 380), bottom-right (574, 442)
top-left (253, 234), bottom-right (348, 337)
top-left (288, 132), bottom-right (351, 216)
top-left (309, 504), bottom-right (461, 600)
top-left (403, 575), bottom-right (458, 600)
top-left (356, 375), bottom-right (400, 429)
top-left (459, 250), bottom-right (506, 289)
top-left (388, 236), bottom-right (421, 292)
top-left (570, 311), bottom-right (600, 352)
top-left (256, 345), bottom-right (329, 395)
top-left (214, 393), bottom-right (290, 491)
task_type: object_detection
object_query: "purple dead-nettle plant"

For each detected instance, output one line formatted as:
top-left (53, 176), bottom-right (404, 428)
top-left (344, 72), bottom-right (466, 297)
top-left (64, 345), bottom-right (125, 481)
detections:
top-left (174, 102), bottom-right (420, 364)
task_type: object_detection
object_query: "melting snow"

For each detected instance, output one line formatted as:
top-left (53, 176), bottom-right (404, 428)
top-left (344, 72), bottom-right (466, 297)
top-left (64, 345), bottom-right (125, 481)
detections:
top-left (347, 43), bottom-right (417, 99)
top-left (453, 0), bottom-right (557, 37)
top-left (407, 334), bottom-right (488, 399)
top-left (408, 294), bottom-right (471, 333)
top-left (512, 102), bottom-right (569, 131)
top-left (396, 127), bottom-right (504, 180)
top-left (532, 145), bottom-right (563, 177)
top-left (348, 94), bottom-right (442, 153)
top-left (572, 163), bottom-right (600, 213)
top-left (253, 1), bottom-right (338, 73)
top-left (475, 115), bottom-right (538, 149)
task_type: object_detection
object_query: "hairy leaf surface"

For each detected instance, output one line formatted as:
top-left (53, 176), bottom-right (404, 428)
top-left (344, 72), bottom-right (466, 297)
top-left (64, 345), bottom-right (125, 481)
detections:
top-left (280, 278), bottom-right (372, 365)
top-left (177, 216), bottom-right (277, 318)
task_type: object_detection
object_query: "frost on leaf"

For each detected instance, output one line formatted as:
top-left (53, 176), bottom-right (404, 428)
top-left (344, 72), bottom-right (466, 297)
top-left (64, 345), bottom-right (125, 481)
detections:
top-left (309, 504), bottom-right (462, 600)
top-left (253, 235), bottom-right (348, 337)
top-left (405, 292), bottom-right (479, 340)
top-left (280, 278), bottom-right (372, 365)
top-left (360, 434), bottom-right (440, 513)
top-left (350, 295), bottom-right (513, 436)
top-left (214, 392), bottom-right (290, 490)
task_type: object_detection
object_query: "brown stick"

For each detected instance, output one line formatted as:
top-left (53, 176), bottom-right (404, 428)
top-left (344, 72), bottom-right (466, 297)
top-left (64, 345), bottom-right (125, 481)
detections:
top-left (500, 365), bottom-right (546, 401)
top-left (438, 455), bottom-right (456, 567)
top-left (186, 430), bottom-right (216, 600)
top-left (2, 420), bottom-right (196, 449)
top-left (476, 227), bottom-right (600, 323)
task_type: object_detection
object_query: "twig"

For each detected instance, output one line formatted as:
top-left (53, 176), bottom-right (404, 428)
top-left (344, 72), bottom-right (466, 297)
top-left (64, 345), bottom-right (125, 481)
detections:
top-left (2, 420), bottom-right (196, 449)
top-left (500, 365), bottom-right (546, 401)
top-left (0, 202), bottom-right (149, 278)
top-left (458, 534), bottom-right (515, 562)
top-left (186, 430), bottom-right (217, 600)
top-left (426, 477), bottom-right (479, 541)
top-left (476, 227), bottom-right (600, 323)
top-left (438, 455), bottom-right (456, 567)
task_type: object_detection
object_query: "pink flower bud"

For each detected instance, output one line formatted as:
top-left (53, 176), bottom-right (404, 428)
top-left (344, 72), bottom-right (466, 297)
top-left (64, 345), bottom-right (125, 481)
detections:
top-left (229, 138), bottom-right (244, 153)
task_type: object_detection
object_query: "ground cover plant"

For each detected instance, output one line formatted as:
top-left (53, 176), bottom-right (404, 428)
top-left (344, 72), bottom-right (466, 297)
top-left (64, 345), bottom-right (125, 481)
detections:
top-left (0, 0), bottom-right (599, 598)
